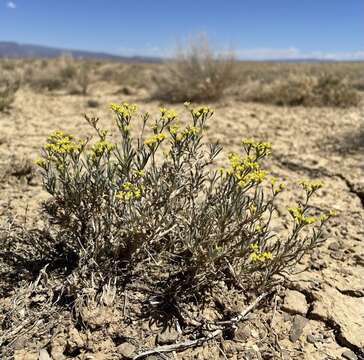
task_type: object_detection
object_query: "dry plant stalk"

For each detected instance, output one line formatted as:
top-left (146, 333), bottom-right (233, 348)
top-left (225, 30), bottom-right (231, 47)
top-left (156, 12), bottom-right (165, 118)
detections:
top-left (154, 35), bottom-right (237, 102)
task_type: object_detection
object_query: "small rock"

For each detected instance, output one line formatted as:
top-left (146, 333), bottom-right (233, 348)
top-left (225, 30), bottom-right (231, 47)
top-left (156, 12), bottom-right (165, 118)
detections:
top-left (117, 342), bottom-right (136, 359)
top-left (283, 312), bottom-right (291, 322)
top-left (289, 315), bottom-right (308, 342)
top-left (235, 325), bottom-right (251, 341)
top-left (330, 251), bottom-right (344, 261)
top-left (306, 334), bottom-right (317, 344)
top-left (311, 259), bottom-right (327, 270)
top-left (342, 349), bottom-right (357, 360)
top-left (328, 242), bottom-right (340, 251)
top-left (38, 349), bottom-right (52, 360)
top-left (156, 328), bottom-right (179, 345)
top-left (282, 290), bottom-right (309, 316)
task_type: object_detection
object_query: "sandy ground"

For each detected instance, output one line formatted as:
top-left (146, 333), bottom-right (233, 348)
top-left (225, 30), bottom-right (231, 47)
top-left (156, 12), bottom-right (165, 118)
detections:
top-left (1, 83), bottom-right (364, 359)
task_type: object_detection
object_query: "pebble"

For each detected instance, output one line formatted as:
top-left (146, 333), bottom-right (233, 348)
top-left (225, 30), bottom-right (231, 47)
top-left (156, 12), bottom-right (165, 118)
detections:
top-left (328, 242), bottom-right (340, 251)
top-left (289, 315), bottom-right (309, 342)
top-left (307, 334), bottom-right (317, 344)
top-left (156, 328), bottom-right (179, 345)
top-left (342, 349), bottom-right (358, 360)
top-left (330, 251), bottom-right (344, 261)
top-left (282, 290), bottom-right (309, 316)
top-left (117, 342), bottom-right (136, 359)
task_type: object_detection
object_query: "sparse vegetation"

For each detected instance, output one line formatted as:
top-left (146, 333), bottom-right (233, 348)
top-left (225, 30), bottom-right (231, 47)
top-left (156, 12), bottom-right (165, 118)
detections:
top-left (153, 37), bottom-right (237, 102)
top-left (239, 70), bottom-right (361, 107)
top-left (68, 62), bottom-right (91, 95)
top-left (0, 56), bottom-right (363, 359)
top-left (0, 75), bottom-right (19, 111)
top-left (24, 57), bottom-right (93, 93)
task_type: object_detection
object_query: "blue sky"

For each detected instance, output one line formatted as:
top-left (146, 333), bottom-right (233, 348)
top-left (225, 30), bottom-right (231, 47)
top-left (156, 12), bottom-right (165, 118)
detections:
top-left (1, 0), bottom-right (363, 60)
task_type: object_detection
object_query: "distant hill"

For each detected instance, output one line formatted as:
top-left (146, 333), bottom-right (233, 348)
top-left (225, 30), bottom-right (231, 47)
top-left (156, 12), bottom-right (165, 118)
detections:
top-left (1, 41), bottom-right (362, 64)
top-left (0, 41), bottom-right (162, 63)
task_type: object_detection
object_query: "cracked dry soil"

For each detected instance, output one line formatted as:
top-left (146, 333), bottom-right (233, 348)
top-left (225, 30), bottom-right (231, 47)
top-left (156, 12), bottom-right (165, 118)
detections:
top-left (1, 84), bottom-right (364, 359)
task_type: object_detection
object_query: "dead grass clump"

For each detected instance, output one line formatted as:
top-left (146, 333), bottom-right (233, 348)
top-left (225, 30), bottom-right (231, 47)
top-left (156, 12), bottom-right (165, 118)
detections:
top-left (153, 37), bottom-right (237, 102)
top-left (312, 73), bottom-right (361, 107)
top-left (27, 56), bottom-right (92, 94)
top-left (0, 75), bottom-right (20, 111)
top-left (27, 65), bottom-right (65, 91)
top-left (240, 72), bottom-right (361, 108)
top-left (67, 62), bottom-right (91, 95)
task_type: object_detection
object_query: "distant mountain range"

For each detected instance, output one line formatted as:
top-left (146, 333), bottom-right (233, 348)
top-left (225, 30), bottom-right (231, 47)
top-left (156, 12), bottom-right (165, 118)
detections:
top-left (0, 41), bottom-right (162, 63)
top-left (0, 41), bottom-right (361, 63)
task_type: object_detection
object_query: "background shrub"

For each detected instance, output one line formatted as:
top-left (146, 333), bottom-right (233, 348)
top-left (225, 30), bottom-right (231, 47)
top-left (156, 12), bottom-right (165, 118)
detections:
top-left (240, 72), bottom-right (361, 107)
top-left (26, 56), bottom-right (93, 93)
top-left (0, 74), bottom-right (20, 111)
top-left (153, 36), bottom-right (237, 102)
top-left (67, 62), bottom-right (91, 95)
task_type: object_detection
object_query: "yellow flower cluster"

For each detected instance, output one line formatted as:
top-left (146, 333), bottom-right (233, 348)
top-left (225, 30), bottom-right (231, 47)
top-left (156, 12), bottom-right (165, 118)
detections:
top-left (169, 124), bottom-right (180, 135)
top-left (116, 182), bottom-right (143, 202)
top-left (192, 106), bottom-right (214, 118)
top-left (288, 207), bottom-right (316, 225)
top-left (110, 102), bottom-right (137, 118)
top-left (160, 107), bottom-right (177, 121)
top-left (169, 124), bottom-right (200, 141)
top-left (34, 158), bottom-right (48, 169)
top-left (144, 133), bottom-right (167, 147)
top-left (43, 131), bottom-right (83, 155)
top-left (132, 169), bottom-right (145, 178)
top-left (249, 243), bottom-right (273, 262)
top-left (242, 139), bottom-right (272, 157)
top-left (320, 210), bottom-right (337, 222)
top-left (270, 177), bottom-right (287, 194)
top-left (221, 153), bottom-right (267, 187)
top-left (184, 125), bottom-right (200, 136)
top-left (91, 140), bottom-right (115, 158)
top-left (299, 179), bottom-right (324, 192)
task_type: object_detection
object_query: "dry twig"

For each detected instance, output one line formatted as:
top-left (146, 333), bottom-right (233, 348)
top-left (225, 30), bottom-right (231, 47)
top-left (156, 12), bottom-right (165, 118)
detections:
top-left (133, 292), bottom-right (268, 359)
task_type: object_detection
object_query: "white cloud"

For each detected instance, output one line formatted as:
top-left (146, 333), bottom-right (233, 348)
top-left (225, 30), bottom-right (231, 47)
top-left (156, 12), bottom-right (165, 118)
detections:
top-left (116, 44), bottom-right (364, 61)
top-left (116, 44), bottom-right (166, 57)
top-left (234, 47), bottom-right (364, 61)
top-left (6, 1), bottom-right (16, 9)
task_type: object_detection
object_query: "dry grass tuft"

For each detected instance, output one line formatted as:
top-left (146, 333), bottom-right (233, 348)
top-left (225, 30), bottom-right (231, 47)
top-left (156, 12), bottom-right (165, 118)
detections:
top-left (153, 36), bottom-right (237, 103)
top-left (0, 74), bottom-right (20, 111)
top-left (240, 71), bottom-right (361, 108)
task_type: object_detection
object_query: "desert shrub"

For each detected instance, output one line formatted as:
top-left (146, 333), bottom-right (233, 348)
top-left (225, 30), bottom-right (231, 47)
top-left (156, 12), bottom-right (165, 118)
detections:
top-left (311, 73), bottom-right (361, 107)
top-left (27, 56), bottom-right (79, 92)
top-left (0, 60), bottom-right (16, 71)
top-left (153, 37), bottom-right (237, 102)
top-left (34, 103), bottom-right (333, 299)
top-left (68, 62), bottom-right (91, 95)
top-left (28, 67), bottom-right (65, 91)
top-left (97, 62), bottom-right (159, 92)
top-left (0, 75), bottom-right (20, 111)
top-left (240, 73), bottom-right (360, 108)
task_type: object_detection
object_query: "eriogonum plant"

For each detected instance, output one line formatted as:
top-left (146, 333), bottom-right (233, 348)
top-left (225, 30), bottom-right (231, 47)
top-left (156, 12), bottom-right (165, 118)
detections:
top-left (35, 103), bottom-right (334, 296)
